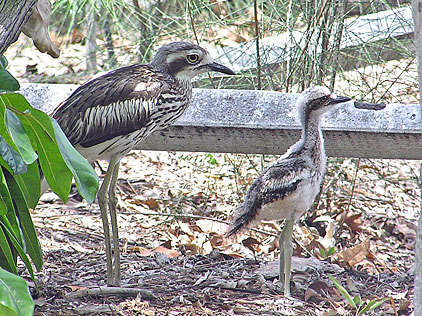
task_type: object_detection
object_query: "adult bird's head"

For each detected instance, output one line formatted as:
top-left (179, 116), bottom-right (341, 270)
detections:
top-left (298, 85), bottom-right (351, 124)
top-left (149, 41), bottom-right (235, 81)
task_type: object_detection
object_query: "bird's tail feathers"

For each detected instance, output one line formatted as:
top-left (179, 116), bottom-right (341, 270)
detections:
top-left (226, 196), bottom-right (260, 237)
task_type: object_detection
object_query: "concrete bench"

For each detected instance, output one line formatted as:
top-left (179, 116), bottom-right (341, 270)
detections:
top-left (20, 83), bottom-right (421, 160)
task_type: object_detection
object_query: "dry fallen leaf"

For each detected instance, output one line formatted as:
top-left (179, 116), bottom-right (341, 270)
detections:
top-left (304, 280), bottom-right (334, 304)
top-left (343, 213), bottom-right (363, 235)
top-left (335, 239), bottom-right (371, 267)
top-left (139, 198), bottom-right (160, 210)
top-left (242, 236), bottom-right (261, 253)
top-left (133, 243), bottom-right (180, 258)
top-left (195, 219), bottom-right (229, 235)
top-left (180, 243), bottom-right (200, 255)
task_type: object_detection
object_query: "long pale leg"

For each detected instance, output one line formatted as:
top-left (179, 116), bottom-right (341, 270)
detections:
top-left (279, 220), bottom-right (294, 297)
top-left (108, 160), bottom-right (121, 286)
top-left (97, 155), bottom-right (118, 286)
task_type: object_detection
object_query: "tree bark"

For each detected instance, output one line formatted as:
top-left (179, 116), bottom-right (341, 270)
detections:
top-left (411, 1), bottom-right (422, 314)
top-left (0, 0), bottom-right (36, 56)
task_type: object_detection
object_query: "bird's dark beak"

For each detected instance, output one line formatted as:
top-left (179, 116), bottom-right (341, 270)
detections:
top-left (207, 62), bottom-right (236, 75)
top-left (330, 95), bottom-right (352, 105)
top-left (354, 101), bottom-right (386, 110)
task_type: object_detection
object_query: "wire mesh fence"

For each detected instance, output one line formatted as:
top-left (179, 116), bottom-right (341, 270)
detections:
top-left (49, 0), bottom-right (416, 103)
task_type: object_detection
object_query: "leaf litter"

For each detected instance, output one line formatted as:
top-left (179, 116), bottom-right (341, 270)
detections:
top-left (28, 150), bottom-right (419, 315)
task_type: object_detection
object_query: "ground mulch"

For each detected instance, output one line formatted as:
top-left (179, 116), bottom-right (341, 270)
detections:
top-left (27, 151), bottom-right (418, 315)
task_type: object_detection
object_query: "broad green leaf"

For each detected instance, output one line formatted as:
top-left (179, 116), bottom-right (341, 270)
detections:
top-left (0, 304), bottom-right (17, 316)
top-left (0, 221), bottom-right (34, 282)
top-left (0, 68), bottom-right (20, 93)
top-left (0, 223), bottom-right (16, 274)
top-left (0, 102), bottom-right (20, 155)
top-left (0, 165), bottom-right (7, 214)
top-left (5, 170), bottom-right (42, 271)
top-left (0, 168), bottom-right (21, 243)
top-left (28, 110), bottom-right (72, 202)
top-left (2, 94), bottom-right (72, 201)
top-left (0, 267), bottom-right (34, 316)
top-left (0, 199), bottom-right (6, 215)
top-left (328, 274), bottom-right (356, 309)
top-left (5, 109), bottom-right (37, 164)
top-left (15, 162), bottom-right (40, 209)
top-left (0, 56), bottom-right (9, 68)
top-left (51, 119), bottom-right (99, 204)
top-left (358, 298), bottom-right (389, 315)
top-left (0, 137), bottom-right (27, 175)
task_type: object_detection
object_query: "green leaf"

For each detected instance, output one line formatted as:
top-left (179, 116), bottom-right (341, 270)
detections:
top-left (206, 153), bottom-right (218, 165)
top-left (51, 119), bottom-right (99, 204)
top-left (0, 102), bottom-right (20, 155)
top-left (4, 170), bottom-right (42, 271)
top-left (1, 93), bottom-right (72, 201)
top-left (328, 274), bottom-right (357, 309)
top-left (0, 223), bottom-right (17, 274)
top-left (5, 109), bottom-right (38, 164)
top-left (0, 68), bottom-right (20, 93)
top-left (326, 247), bottom-right (335, 257)
top-left (0, 304), bottom-right (17, 316)
top-left (15, 162), bottom-right (40, 209)
top-left (0, 267), bottom-right (34, 316)
top-left (0, 167), bottom-right (8, 215)
top-left (358, 298), bottom-right (389, 315)
top-left (0, 96), bottom-right (36, 173)
top-left (0, 56), bottom-right (9, 68)
top-left (0, 221), bottom-right (35, 282)
top-left (353, 295), bottom-right (362, 309)
top-left (0, 167), bottom-right (21, 244)
top-left (0, 137), bottom-right (27, 175)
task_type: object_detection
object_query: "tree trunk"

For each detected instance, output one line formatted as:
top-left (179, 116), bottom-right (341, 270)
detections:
top-left (0, 0), bottom-right (36, 56)
top-left (411, 1), bottom-right (422, 314)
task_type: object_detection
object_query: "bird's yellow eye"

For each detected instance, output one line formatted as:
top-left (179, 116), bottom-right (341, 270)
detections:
top-left (186, 54), bottom-right (199, 64)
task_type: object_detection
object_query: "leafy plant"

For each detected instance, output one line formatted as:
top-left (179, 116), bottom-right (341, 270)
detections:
top-left (0, 55), bottom-right (99, 315)
top-left (0, 268), bottom-right (34, 316)
top-left (328, 274), bottom-right (389, 315)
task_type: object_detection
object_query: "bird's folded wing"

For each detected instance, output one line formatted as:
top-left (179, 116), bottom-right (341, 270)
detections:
top-left (226, 158), bottom-right (309, 236)
top-left (52, 65), bottom-right (174, 147)
top-left (259, 158), bottom-right (309, 205)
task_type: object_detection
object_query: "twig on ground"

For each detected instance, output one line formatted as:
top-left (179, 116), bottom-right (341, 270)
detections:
top-left (65, 286), bottom-right (157, 300)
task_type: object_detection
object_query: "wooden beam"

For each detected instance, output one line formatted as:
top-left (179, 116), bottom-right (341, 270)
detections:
top-left (20, 83), bottom-right (422, 160)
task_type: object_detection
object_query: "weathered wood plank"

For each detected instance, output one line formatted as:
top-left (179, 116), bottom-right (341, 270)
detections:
top-left (20, 83), bottom-right (422, 160)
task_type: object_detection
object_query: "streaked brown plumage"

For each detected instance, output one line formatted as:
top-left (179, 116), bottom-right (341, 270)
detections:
top-left (51, 41), bottom-right (235, 286)
top-left (227, 86), bottom-right (351, 297)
